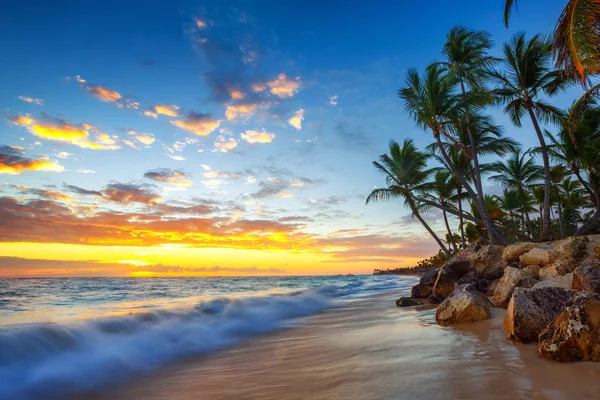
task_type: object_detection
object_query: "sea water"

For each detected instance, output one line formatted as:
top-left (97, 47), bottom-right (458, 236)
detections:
top-left (0, 275), bottom-right (415, 399)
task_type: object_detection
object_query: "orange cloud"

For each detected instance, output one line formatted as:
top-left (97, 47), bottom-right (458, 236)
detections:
top-left (0, 146), bottom-right (64, 175)
top-left (126, 130), bottom-right (156, 146)
top-left (144, 104), bottom-right (180, 119)
top-left (10, 115), bottom-right (121, 150)
top-left (225, 103), bottom-right (258, 120)
top-left (103, 183), bottom-right (162, 204)
top-left (264, 73), bottom-right (301, 98)
top-left (229, 89), bottom-right (245, 100)
top-left (84, 84), bottom-right (122, 102)
top-left (144, 168), bottom-right (192, 187)
top-left (240, 129), bottom-right (275, 143)
top-left (17, 96), bottom-right (44, 105)
top-left (288, 108), bottom-right (304, 130)
top-left (195, 18), bottom-right (207, 28)
top-left (172, 111), bottom-right (221, 136)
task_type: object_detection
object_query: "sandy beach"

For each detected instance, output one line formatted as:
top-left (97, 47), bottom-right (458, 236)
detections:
top-left (74, 291), bottom-right (600, 400)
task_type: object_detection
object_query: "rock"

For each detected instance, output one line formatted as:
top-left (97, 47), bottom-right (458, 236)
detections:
top-left (492, 267), bottom-right (531, 308)
top-left (427, 293), bottom-right (445, 304)
top-left (484, 268), bottom-right (505, 281)
top-left (420, 268), bottom-right (439, 285)
top-left (432, 259), bottom-right (471, 298)
top-left (519, 275), bottom-right (538, 289)
top-left (594, 245), bottom-right (600, 260)
top-left (504, 287), bottom-right (576, 343)
top-left (503, 242), bottom-right (537, 262)
top-left (533, 273), bottom-right (574, 289)
top-left (435, 284), bottom-right (493, 326)
top-left (485, 279), bottom-right (500, 297)
top-left (396, 297), bottom-right (423, 307)
top-left (573, 261), bottom-right (600, 295)
top-left (462, 245), bottom-right (505, 274)
top-left (520, 248), bottom-right (556, 268)
top-left (411, 282), bottom-right (433, 299)
top-left (539, 292), bottom-right (600, 362)
top-left (455, 271), bottom-right (490, 294)
top-left (523, 265), bottom-right (541, 279)
top-left (554, 236), bottom-right (589, 259)
top-left (443, 257), bottom-right (471, 278)
top-left (540, 256), bottom-right (578, 279)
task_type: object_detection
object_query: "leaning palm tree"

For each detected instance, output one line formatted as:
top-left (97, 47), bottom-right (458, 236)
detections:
top-left (366, 139), bottom-right (451, 256)
top-left (504, 0), bottom-right (600, 84)
top-left (426, 170), bottom-right (458, 252)
top-left (487, 33), bottom-right (567, 241)
top-left (489, 149), bottom-right (544, 238)
top-left (399, 65), bottom-right (508, 245)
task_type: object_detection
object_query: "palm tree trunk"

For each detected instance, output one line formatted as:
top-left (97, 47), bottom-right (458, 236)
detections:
top-left (410, 201), bottom-right (451, 257)
top-left (413, 195), bottom-right (482, 224)
top-left (457, 186), bottom-right (466, 248)
top-left (442, 209), bottom-right (457, 253)
top-left (433, 131), bottom-right (509, 245)
top-left (572, 166), bottom-right (597, 206)
top-left (526, 105), bottom-right (552, 241)
top-left (510, 212), bottom-right (517, 239)
top-left (556, 197), bottom-right (565, 239)
top-left (518, 188), bottom-right (535, 238)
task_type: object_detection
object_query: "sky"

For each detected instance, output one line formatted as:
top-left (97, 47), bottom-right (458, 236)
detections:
top-left (0, 0), bottom-right (583, 277)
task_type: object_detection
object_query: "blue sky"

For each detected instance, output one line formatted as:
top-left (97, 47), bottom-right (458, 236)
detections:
top-left (0, 0), bottom-right (585, 276)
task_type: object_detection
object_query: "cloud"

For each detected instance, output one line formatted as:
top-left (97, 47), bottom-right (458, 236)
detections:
top-left (288, 108), bottom-right (304, 130)
top-left (15, 186), bottom-right (73, 201)
top-left (10, 115), bottom-right (121, 150)
top-left (144, 168), bottom-right (192, 187)
top-left (126, 130), bottom-right (155, 147)
top-left (229, 89), bottom-right (245, 100)
top-left (195, 18), bottom-right (207, 28)
top-left (201, 179), bottom-right (227, 189)
top-left (171, 111), bottom-right (221, 136)
top-left (240, 129), bottom-right (275, 144)
top-left (0, 145), bottom-right (63, 174)
top-left (103, 183), bottom-right (162, 204)
top-left (143, 104), bottom-right (180, 119)
top-left (76, 169), bottom-right (96, 174)
top-left (63, 184), bottom-right (103, 196)
top-left (201, 164), bottom-right (211, 171)
top-left (328, 95), bottom-right (338, 106)
top-left (55, 152), bottom-right (72, 159)
top-left (17, 96), bottom-right (44, 105)
top-left (276, 192), bottom-right (294, 198)
top-left (203, 171), bottom-right (241, 179)
top-left (255, 73), bottom-right (301, 98)
top-left (213, 135), bottom-right (239, 152)
top-left (225, 103), bottom-right (258, 120)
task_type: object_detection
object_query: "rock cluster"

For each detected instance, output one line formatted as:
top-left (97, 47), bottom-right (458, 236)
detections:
top-left (397, 234), bottom-right (600, 363)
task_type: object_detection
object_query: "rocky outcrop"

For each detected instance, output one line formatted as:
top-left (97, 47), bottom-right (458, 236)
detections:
top-left (539, 256), bottom-right (578, 278)
top-left (435, 284), bottom-right (493, 326)
top-left (462, 245), bottom-right (505, 274)
top-left (523, 264), bottom-right (541, 278)
top-left (427, 293), bottom-right (445, 304)
top-left (533, 273), bottom-right (574, 289)
top-left (555, 236), bottom-right (589, 259)
top-left (594, 245), bottom-right (600, 260)
top-left (396, 297), bottom-right (423, 307)
top-left (572, 261), bottom-right (600, 295)
top-left (539, 292), bottom-right (600, 362)
top-left (411, 268), bottom-right (439, 298)
top-left (503, 287), bottom-right (575, 343)
top-left (519, 247), bottom-right (556, 268)
top-left (432, 258), bottom-right (471, 298)
top-left (492, 267), bottom-right (537, 308)
top-left (503, 242), bottom-right (536, 262)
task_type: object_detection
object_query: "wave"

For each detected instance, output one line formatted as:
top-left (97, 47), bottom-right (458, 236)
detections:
top-left (0, 277), bottom-right (414, 399)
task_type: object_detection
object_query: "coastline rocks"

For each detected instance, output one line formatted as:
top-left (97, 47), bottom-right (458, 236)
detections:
top-left (462, 245), bottom-right (505, 274)
top-left (503, 287), bottom-right (575, 343)
top-left (540, 256), bottom-right (577, 278)
top-left (435, 284), bottom-right (493, 326)
top-left (410, 268), bottom-right (439, 298)
top-left (503, 242), bottom-right (537, 262)
top-left (396, 297), bottom-right (423, 307)
top-left (432, 258), bottom-right (471, 298)
top-left (492, 267), bottom-right (537, 309)
top-left (595, 245), bottom-right (600, 260)
top-left (539, 292), bottom-right (600, 362)
top-left (523, 265), bottom-right (541, 279)
top-left (533, 273), bottom-right (574, 289)
top-left (520, 247), bottom-right (556, 268)
top-left (427, 293), bottom-right (445, 304)
top-left (555, 236), bottom-right (589, 259)
top-left (572, 261), bottom-right (600, 295)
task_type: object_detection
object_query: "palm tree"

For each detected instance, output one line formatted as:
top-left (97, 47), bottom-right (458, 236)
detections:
top-left (399, 65), bottom-right (508, 245)
top-left (436, 26), bottom-right (499, 212)
top-left (489, 149), bottom-right (544, 238)
top-left (560, 177), bottom-right (589, 235)
top-left (427, 169), bottom-right (458, 252)
top-left (488, 33), bottom-right (566, 241)
top-left (495, 189), bottom-right (522, 239)
top-left (366, 139), bottom-right (451, 256)
top-left (504, 0), bottom-right (600, 84)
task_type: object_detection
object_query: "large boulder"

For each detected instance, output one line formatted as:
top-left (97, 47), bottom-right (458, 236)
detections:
top-left (411, 268), bottom-right (439, 298)
top-left (503, 242), bottom-right (537, 262)
top-left (594, 244), bottom-right (600, 260)
top-left (572, 261), bottom-right (600, 295)
top-left (455, 271), bottom-right (491, 294)
top-left (523, 264), bottom-right (541, 279)
top-left (396, 297), bottom-right (423, 307)
top-left (503, 287), bottom-right (575, 343)
top-left (492, 267), bottom-right (536, 308)
top-left (432, 258), bottom-right (471, 298)
top-left (520, 247), bottom-right (556, 268)
top-left (533, 273), bottom-right (574, 289)
top-left (539, 256), bottom-right (578, 278)
top-left (462, 245), bottom-right (505, 274)
top-left (435, 284), bottom-right (493, 326)
top-left (427, 293), bottom-right (445, 304)
top-left (554, 236), bottom-right (589, 259)
top-left (539, 292), bottom-right (600, 362)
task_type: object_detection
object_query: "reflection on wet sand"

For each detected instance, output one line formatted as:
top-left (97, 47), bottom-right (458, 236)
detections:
top-left (79, 294), bottom-right (600, 400)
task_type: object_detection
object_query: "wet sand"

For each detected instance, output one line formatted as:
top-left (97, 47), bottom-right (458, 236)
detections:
top-left (80, 293), bottom-right (600, 400)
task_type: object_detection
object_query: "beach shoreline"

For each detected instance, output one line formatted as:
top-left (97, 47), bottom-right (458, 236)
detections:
top-left (72, 288), bottom-right (600, 400)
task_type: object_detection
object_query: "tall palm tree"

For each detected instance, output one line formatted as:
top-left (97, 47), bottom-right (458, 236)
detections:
top-left (399, 65), bottom-right (508, 245)
top-left (488, 33), bottom-right (566, 241)
top-left (495, 189), bottom-right (522, 239)
top-left (366, 139), bottom-right (451, 256)
top-left (427, 170), bottom-right (458, 252)
top-left (489, 149), bottom-right (544, 238)
top-left (560, 177), bottom-right (589, 235)
top-left (436, 26), bottom-right (499, 211)
top-left (504, 0), bottom-right (600, 84)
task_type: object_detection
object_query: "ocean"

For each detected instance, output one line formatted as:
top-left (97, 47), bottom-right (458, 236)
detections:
top-left (0, 275), bottom-right (415, 399)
